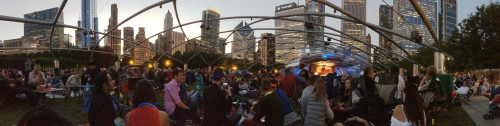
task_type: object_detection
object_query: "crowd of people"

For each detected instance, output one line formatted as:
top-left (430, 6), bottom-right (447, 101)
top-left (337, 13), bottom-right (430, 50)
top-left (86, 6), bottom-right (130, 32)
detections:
top-left (1, 62), bottom-right (497, 126)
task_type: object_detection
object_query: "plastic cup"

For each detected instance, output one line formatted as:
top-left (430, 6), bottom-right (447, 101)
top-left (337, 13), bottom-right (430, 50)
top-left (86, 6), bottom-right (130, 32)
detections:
top-left (40, 85), bottom-right (46, 91)
top-left (47, 84), bottom-right (52, 89)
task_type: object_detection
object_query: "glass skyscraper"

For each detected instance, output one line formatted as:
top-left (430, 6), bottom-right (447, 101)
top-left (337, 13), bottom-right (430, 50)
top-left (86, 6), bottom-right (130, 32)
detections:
top-left (393, 0), bottom-right (437, 57)
top-left (24, 7), bottom-right (64, 48)
top-left (201, 6), bottom-right (221, 52)
top-left (275, 2), bottom-right (306, 63)
top-left (438, 0), bottom-right (457, 41)
top-left (341, 0), bottom-right (366, 55)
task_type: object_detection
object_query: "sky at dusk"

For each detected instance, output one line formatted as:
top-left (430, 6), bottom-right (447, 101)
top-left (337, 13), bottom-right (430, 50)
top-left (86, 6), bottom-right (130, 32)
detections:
top-left (0, 0), bottom-right (498, 54)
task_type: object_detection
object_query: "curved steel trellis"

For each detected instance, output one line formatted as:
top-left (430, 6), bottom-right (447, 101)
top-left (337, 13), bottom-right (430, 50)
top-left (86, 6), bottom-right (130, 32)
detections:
top-left (0, 0), bottom-right (452, 70)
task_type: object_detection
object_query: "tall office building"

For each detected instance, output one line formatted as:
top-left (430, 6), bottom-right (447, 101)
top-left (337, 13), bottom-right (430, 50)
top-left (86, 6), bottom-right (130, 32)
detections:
top-left (259, 33), bottom-right (276, 66)
top-left (365, 34), bottom-right (371, 60)
top-left (63, 34), bottom-right (73, 47)
top-left (24, 7), bottom-right (65, 48)
top-left (133, 27), bottom-right (152, 65)
top-left (80, 0), bottom-right (98, 48)
top-left (164, 10), bottom-right (173, 35)
top-left (275, 3), bottom-right (306, 63)
top-left (170, 31), bottom-right (186, 54)
top-left (75, 21), bottom-right (82, 48)
top-left (232, 21), bottom-right (256, 61)
top-left (185, 39), bottom-right (211, 52)
top-left (218, 37), bottom-right (225, 54)
top-left (438, 0), bottom-right (457, 41)
top-left (306, 0), bottom-right (325, 52)
top-left (158, 11), bottom-right (173, 56)
top-left (393, 0), bottom-right (437, 57)
top-left (201, 6), bottom-right (220, 50)
top-left (341, 0), bottom-right (366, 54)
top-left (107, 4), bottom-right (122, 56)
top-left (123, 27), bottom-right (134, 56)
top-left (155, 34), bottom-right (170, 56)
top-left (379, 5), bottom-right (393, 61)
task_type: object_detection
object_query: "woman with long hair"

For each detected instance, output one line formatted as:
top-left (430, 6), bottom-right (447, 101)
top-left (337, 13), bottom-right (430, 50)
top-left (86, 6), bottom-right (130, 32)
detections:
top-left (391, 83), bottom-right (426, 126)
top-left (418, 66), bottom-right (437, 109)
top-left (126, 79), bottom-right (169, 126)
top-left (88, 71), bottom-right (115, 126)
top-left (304, 78), bottom-right (334, 126)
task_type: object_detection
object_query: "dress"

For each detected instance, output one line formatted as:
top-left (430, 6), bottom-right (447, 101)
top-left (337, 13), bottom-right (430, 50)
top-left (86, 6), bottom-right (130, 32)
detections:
top-left (390, 105), bottom-right (411, 126)
top-left (128, 105), bottom-right (160, 126)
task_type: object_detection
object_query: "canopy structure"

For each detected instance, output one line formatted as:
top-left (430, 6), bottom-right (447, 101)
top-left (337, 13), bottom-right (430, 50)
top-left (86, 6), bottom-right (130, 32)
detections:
top-left (288, 47), bottom-right (366, 77)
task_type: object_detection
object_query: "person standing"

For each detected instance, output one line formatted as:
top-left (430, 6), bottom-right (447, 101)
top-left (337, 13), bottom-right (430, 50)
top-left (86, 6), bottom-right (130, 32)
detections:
top-left (88, 71), bottom-right (115, 126)
top-left (391, 84), bottom-right (426, 126)
top-left (203, 68), bottom-right (233, 126)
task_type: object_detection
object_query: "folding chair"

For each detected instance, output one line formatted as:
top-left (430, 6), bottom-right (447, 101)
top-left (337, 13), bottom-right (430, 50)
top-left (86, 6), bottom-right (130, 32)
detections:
top-left (452, 85), bottom-right (471, 104)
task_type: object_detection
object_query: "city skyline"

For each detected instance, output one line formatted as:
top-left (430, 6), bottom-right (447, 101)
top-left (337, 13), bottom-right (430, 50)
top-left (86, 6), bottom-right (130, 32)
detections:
top-left (0, 0), bottom-right (497, 54)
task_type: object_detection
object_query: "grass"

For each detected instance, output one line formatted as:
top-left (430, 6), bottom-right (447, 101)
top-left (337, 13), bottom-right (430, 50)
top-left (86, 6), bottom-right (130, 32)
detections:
top-left (426, 104), bottom-right (476, 126)
top-left (0, 84), bottom-right (476, 126)
top-left (0, 96), bottom-right (88, 126)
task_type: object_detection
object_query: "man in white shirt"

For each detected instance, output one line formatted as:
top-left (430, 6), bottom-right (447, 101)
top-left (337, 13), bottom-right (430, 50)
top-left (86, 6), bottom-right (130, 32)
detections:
top-left (66, 71), bottom-right (81, 96)
top-left (28, 64), bottom-right (46, 85)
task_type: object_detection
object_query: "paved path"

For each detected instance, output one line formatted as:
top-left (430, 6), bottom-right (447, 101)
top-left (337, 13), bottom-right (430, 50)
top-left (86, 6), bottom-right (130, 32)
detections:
top-left (461, 96), bottom-right (500, 126)
top-left (461, 84), bottom-right (500, 126)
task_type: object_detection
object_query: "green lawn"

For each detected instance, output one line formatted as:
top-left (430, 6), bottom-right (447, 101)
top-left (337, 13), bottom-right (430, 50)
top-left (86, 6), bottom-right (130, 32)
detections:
top-left (0, 96), bottom-right (88, 126)
top-left (0, 85), bottom-right (476, 126)
top-left (426, 104), bottom-right (476, 126)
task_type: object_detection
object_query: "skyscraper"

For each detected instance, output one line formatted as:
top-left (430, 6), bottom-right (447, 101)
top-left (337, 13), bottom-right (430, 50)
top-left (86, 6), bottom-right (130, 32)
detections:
top-left (80, 0), bottom-right (98, 48)
top-left (438, 0), bottom-right (457, 41)
top-left (201, 7), bottom-right (221, 50)
top-left (123, 27), bottom-right (134, 56)
top-left (232, 21), bottom-right (256, 61)
top-left (365, 33), bottom-right (371, 60)
top-left (306, 0), bottom-right (325, 52)
top-left (63, 34), bottom-right (73, 47)
top-left (164, 10), bottom-right (173, 35)
top-left (133, 27), bottom-right (151, 65)
top-left (259, 33), bottom-right (276, 66)
top-left (275, 2), bottom-right (306, 63)
top-left (341, 0), bottom-right (366, 54)
top-left (107, 4), bottom-right (121, 56)
top-left (171, 31), bottom-right (186, 54)
top-left (155, 34), bottom-right (170, 56)
top-left (75, 21), bottom-right (82, 48)
top-left (159, 11), bottom-right (173, 56)
top-left (393, 0), bottom-right (437, 57)
top-left (379, 5), bottom-right (393, 61)
top-left (24, 7), bottom-right (64, 48)
top-left (185, 39), bottom-right (211, 52)
top-left (218, 37), bottom-right (225, 54)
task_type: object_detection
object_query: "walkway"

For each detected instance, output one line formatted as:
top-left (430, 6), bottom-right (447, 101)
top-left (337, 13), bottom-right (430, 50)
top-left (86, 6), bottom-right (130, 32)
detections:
top-left (461, 84), bottom-right (500, 126)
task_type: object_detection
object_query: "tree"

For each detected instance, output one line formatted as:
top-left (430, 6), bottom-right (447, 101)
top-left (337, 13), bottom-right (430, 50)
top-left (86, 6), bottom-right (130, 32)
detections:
top-left (444, 2), bottom-right (500, 71)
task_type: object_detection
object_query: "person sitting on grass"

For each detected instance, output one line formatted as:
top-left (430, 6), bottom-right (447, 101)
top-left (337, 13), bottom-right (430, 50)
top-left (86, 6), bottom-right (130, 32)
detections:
top-left (126, 79), bottom-right (169, 126)
top-left (238, 77), bottom-right (250, 96)
top-left (241, 79), bottom-right (284, 126)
